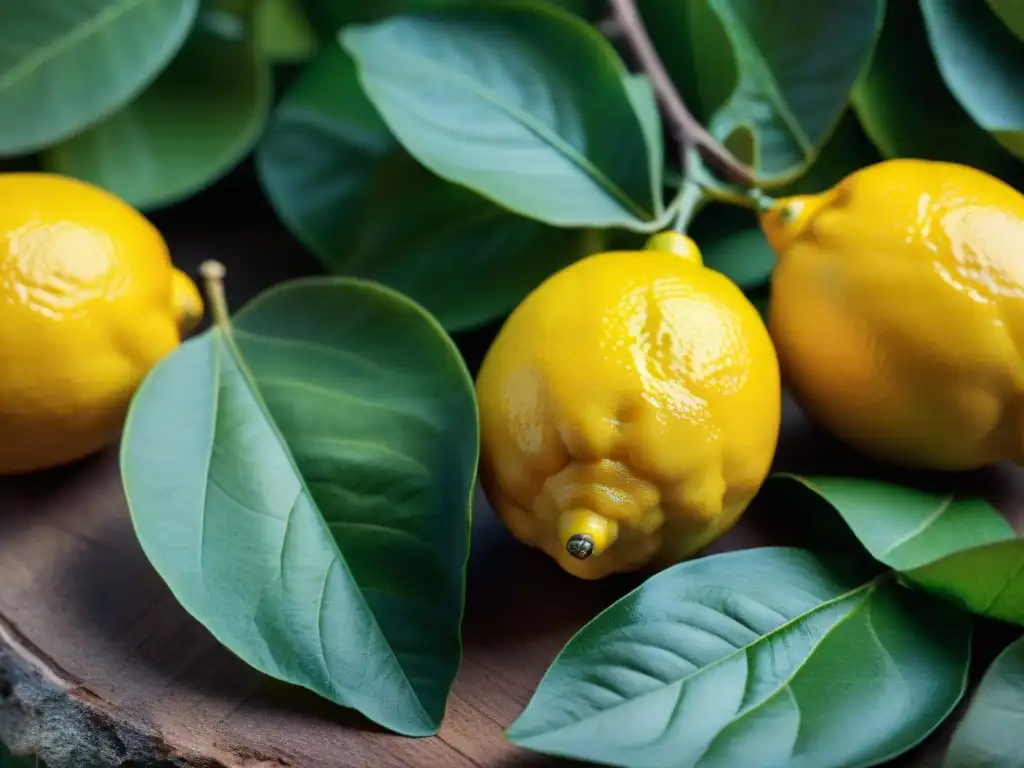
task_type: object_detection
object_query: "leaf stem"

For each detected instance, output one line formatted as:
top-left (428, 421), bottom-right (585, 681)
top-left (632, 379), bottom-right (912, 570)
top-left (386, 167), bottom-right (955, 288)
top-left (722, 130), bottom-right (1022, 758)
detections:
top-left (199, 260), bottom-right (231, 330)
top-left (608, 0), bottom-right (755, 188)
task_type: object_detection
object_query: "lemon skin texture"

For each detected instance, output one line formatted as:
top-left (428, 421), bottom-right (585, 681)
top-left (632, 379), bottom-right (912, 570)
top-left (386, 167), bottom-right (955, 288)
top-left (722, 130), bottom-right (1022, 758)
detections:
top-left (0, 173), bottom-right (203, 475)
top-left (762, 158), bottom-right (1024, 471)
top-left (475, 232), bottom-right (782, 580)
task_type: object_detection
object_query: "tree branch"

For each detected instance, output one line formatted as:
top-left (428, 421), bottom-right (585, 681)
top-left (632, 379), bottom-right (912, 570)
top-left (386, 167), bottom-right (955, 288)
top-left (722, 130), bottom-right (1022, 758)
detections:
top-left (608, 0), bottom-right (755, 187)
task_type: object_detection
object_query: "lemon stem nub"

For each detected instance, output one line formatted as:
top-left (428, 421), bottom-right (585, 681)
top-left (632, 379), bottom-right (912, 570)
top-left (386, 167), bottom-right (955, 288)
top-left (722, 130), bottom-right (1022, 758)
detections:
top-left (558, 509), bottom-right (619, 560)
top-left (566, 534), bottom-right (595, 559)
top-left (199, 260), bottom-right (231, 330)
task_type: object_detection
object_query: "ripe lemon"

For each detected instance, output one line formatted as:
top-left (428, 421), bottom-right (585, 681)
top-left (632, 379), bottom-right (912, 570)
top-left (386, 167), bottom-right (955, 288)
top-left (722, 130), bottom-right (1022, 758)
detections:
top-left (0, 173), bottom-right (203, 475)
top-left (762, 158), bottom-right (1024, 470)
top-left (475, 231), bottom-right (781, 580)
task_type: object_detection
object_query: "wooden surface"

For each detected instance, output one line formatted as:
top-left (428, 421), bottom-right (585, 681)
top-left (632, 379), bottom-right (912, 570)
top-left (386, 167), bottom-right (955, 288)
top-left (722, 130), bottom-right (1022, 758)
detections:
top-left (0, 168), bottom-right (1021, 767)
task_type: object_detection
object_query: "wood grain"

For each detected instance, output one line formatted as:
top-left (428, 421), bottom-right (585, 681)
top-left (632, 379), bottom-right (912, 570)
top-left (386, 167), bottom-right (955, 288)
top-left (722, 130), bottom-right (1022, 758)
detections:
top-left (0, 166), bottom-right (1020, 767)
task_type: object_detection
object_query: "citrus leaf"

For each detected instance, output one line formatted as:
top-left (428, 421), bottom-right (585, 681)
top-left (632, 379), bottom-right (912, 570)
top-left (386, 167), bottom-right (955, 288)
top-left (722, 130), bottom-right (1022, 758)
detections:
top-left (43, 3), bottom-right (272, 211)
top-left (853, 0), bottom-right (1022, 182)
top-left (921, 0), bottom-right (1024, 162)
top-left (705, 0), bottom-right (884, 185)
top-left (774, 475), bottom-right (1016, 571)
top-left (340, 2), bottom-right (664, 229)
top-left (699, 228), bottom-right (775, 290)
top-left (944, 634), bottom-right (1024, 767)
top-left (777, 109), bottom-right (882, 195)
top-left (506, 547), bottom-right (972, 768)
top-left (773, 475), bottom-right (1024, 624)
top-left (902, 540), bottom-right (1024, 626)
top-left (256, 44), bottom-right (601, 331)
top-left (121, 277), bottom-right (479, 736)
top-left (300, 0), bottom-right (600, 37)
top-left (0, 0), bottom-right (199, 156)
top-left (688, 198), bottom-right (777, 291)
top-left (987, 0), bottom-right (1024, 44)
top-left (638, 0), bottom-right (736, 127)
top-left (255, 0), bottom-right (317, 62)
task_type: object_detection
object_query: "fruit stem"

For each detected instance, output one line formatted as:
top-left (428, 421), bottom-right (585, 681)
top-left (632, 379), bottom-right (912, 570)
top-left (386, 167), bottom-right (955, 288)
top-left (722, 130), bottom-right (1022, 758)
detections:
top-left (698, 181), bottom-right (776, 213)
top-left (608, 0), bottom-right (755, 188)
top-left (199, 260), bottom-right (231, 330)
top-left (671, 179), bottom-right (705, 234)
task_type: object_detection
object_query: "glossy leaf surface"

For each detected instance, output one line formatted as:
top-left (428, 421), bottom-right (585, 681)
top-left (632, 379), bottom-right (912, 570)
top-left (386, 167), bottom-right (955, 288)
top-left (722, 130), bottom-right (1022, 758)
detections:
top-left (775, 475), bottom-right (1024, 624)
top-left (944, 634), bottom-right (1024, 767)
top-left (0, 0), bottom-right (198, 155)
top-left (507, 547), bottom-right (972, 768)
top-left (921, 0), bottom-right (1024, 161)
top-left (341, 3), bottom-right (664, 229)
top-left (300, 0), bottom-right (600, 38)
top-left (903, 540), bottom-right (1024, 626)
top-left (257, 45), bottom-right (599, 331)
top-left (853, 0), bottom-right (1022, 182)
top-left (706, 0), bottom-right (884, 184)
top-left (44, 4), bottom-right (271, 210)
top-left (121, 278), bottom-right (479, 736)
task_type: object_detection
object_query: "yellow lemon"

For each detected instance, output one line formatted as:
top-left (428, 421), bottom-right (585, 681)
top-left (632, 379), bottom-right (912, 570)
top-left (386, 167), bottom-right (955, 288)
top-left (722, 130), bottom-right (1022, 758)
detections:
top-left (475, 231), bottom-right (781, 579)
top-left (0, 173), bottom-right (202, 475)
top-left (762, 158), bottom-right (1024, 470)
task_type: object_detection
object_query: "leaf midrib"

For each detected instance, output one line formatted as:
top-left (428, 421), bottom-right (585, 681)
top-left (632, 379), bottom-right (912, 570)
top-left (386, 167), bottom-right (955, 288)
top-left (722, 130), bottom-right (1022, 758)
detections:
top-left (211, 328), bottom-right (434, 730)
top-left (516, 576), bottom-right (880, 741)
top-left (352, 38), bottom-right (652, 221)
top-left (1, 0), bottom-right (154, 93)
top-left (710, 1), bottom-right (814, 158)
top-left (878, 494), bottom-right (954, 560)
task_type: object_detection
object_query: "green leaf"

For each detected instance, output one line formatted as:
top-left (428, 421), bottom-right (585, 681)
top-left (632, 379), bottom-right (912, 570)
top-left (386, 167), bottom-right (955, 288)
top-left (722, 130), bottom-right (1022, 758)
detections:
top-left (638, 0), bottom-right (736, 126)
top-left (987, 0), bottom-right (1024, 43)
top-left (944, 634), bottom-right (1024, 767)
top-left (903, 540), bottom-right (1024, 626)
top-left (921, 0), bottom-right (1024, 162)
top-left (773, 476), bottom-right (1024, 625)
top-left (43, 4), bottom-right (272, 211)
top-left (120, 277), bottom-right (479, 736)
top-left (775, 475), bottom-right (1016, 571)
top-left (0, 0), bottom-right (199, 156)
top-left (257, 44), bottom-right (601, 331)
top-left (255, 0), bottom-right (317, 62)
top-left (507, 547), bottom-right (972, 768)
top-left (688, 198), bottom-right (778, 291)
top-left (705, 0), bottom-right (884, 185)
top-left (300, 0), bottom-right (600, 37)
top-left (777, 108), bottom-right (882, 195)
top-left (855, 0), bottom-right (1024, 182)
top-left (697, 227), bottom-right (775, 290)
top-left (341, 2), bottom-right (664, 229)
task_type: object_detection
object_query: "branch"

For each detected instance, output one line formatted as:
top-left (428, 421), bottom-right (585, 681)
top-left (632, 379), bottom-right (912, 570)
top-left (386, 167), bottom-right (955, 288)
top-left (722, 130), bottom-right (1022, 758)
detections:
top-left (608, 0), bottom-right (755, 188)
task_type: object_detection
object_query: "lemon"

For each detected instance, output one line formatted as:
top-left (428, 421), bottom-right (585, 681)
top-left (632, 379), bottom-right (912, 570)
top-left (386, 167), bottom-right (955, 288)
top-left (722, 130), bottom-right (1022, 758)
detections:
top-left (475, 231), bottom-right (781, 580)
top-left (762, 158), bottom-right (1024, 471)
top-left (0, 172), bottom-right (202, 475)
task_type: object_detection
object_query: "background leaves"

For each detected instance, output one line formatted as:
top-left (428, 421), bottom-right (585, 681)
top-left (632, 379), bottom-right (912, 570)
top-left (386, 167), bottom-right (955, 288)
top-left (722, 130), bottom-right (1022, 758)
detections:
top-left (121, 277), bottom-right (479, 736)
top-left (256, 44), bottom-right (602, 330)
top-left (341, 2), bottom-right (665, 229)
top-left (43, 2), bottom-right (272, 210)
top-left (0, 0), bottom-right (199, 156)
top-left (922, 0), bottom-right (1024, 162)
top-left (507, 547), bottom-right (972, 768)
top-left (702, 0), bottom-right (884, 185)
